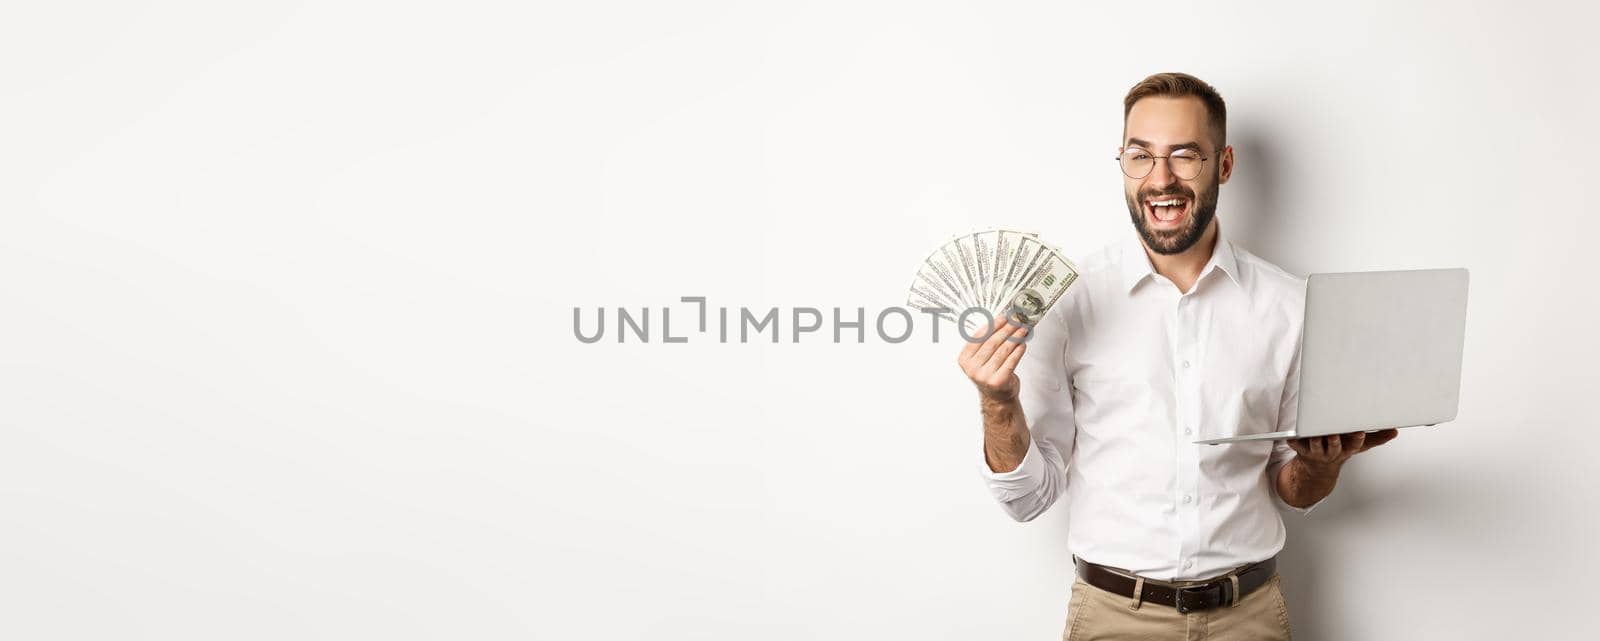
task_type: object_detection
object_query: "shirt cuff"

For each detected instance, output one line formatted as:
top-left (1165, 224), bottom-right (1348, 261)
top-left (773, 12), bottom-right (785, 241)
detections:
top-left (978, 438), bottom-right (1047, 503)
top-left (1269, 458), bottom-right (1322, 514)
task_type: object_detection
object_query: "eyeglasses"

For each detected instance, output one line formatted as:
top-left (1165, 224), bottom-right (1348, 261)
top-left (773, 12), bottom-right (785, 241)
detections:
top-left (1116, 147), bottom-right (1214, 180)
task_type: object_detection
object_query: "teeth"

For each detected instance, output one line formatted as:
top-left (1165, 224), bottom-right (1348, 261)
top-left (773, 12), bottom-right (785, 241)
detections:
top-left (1151, 199), bottom-right (1183, 207)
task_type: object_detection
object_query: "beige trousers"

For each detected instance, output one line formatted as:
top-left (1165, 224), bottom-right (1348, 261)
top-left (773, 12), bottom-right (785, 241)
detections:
top-left (1062, 574), bottom-right (1292, 641)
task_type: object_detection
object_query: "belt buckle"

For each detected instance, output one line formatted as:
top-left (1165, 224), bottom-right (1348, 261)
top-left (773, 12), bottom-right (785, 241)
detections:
top-left (1173, 585), bottom-right (1197, 614)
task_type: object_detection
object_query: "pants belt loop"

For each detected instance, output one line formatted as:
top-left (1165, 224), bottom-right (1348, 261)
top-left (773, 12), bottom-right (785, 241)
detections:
top-left (1228, 574), bottom-right (1241, 608)
top-left (1129, 576), bottom-right (1145, 611)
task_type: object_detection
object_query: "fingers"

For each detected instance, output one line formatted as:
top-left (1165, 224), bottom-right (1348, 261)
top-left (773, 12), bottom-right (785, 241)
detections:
top-left (1359, 428), bottom-right (1400, 452)
top-left (1324, 435), bottom-right (1342, 459)
top-left (955, 317), bottom-right (1028, 401)
top-left (999, 339), bottom-right (1026, 373)
top-left (1343, 431), bottom-right (1366, 456)
top-left (958, 317), bottom-right (1005, 361)
top-left (967, 318), bottom-right (1014, 365)
top-left (975, 323), bottom-right (1026, 370)
top-left (1288, 430), bottom-right (1399, 464)
top-left (983, 326), bottom-right (1028, 370)
top-left (1289, 436), bottom-right (1347, 465)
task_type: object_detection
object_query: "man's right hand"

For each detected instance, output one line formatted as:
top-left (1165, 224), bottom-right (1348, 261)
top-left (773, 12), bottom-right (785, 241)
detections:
top-left (957, 317), bottom-right (1029, 402)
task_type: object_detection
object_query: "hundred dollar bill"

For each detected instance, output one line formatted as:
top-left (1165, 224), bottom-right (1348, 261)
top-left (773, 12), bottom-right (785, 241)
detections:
top-left (952, 234), bottom-right (981, 313)
top-left (906, 279), bottom-right (956, 314)
top-left (993, 230), bottom-right (1027, 311)
top-left (937, 242), bottom-right (976, 312)
top-left (905, 289), bottom-right (961, 328)
top-left (1005, 247), bottom-right (1078, 326)
top-left (1003, 236), bottom-right (1048, 307)
top-left (974, 232), bottom-right (994, 311)
top-left (983, 232), bottom-right (1005, 311)
top-left (909, 248), bottom-right (966, 312)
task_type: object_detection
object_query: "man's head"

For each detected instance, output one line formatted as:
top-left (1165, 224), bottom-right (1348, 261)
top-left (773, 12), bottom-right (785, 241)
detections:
top-left (1120, 72), bottom-right (1234, 255)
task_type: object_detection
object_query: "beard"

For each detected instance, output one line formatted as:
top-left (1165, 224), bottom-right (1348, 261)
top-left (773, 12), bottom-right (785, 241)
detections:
top-left (1125, 169), bottom-right (1220, 256)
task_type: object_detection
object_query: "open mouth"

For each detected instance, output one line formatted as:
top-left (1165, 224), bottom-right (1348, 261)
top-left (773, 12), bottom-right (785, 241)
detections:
top-left (1143, 195), bottom-right (1191, 227)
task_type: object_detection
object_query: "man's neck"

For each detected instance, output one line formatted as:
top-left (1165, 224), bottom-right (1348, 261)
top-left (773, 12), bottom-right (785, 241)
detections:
top-left (1143, 221), bottom-right (1218, 295)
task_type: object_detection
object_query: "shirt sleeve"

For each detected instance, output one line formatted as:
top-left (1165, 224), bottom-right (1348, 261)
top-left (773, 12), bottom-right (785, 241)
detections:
top-left (1266, 333), bottom-right (1323, 514)
top-left (976, 308), bottom-right (1075, 522)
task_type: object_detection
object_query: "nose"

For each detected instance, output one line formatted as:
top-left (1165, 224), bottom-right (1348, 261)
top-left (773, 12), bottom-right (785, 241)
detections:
top-left (1145, 156), bottom-right (1179, 189)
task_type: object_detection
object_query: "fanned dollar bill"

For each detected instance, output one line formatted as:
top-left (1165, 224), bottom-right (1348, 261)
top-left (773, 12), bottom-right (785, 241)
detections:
top-left (905, 229), bottom-right (1078, 334)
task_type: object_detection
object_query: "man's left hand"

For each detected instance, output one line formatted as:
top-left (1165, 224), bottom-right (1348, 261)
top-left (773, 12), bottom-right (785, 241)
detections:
top-left (1287, 428), bottom-right (1400, 471)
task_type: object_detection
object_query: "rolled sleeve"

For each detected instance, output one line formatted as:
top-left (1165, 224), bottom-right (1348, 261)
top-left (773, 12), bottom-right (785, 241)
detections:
top-left (978, 436), bottom-right (1049, 501)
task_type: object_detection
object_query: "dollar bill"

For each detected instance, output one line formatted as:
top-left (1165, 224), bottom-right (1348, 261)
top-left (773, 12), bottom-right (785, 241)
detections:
top-left (972, 231), bottom-right (993, 313)
top-left (1005, 246), bottom-right (1078, 326)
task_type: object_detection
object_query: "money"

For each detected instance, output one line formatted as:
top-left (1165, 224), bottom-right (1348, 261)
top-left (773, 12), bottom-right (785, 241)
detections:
top-left (905, 229), bottom-right (1078, 334)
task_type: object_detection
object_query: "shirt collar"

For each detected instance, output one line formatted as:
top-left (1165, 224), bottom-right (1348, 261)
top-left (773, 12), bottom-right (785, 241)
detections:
top-left (1120, 222), bottom-right (1242, 293)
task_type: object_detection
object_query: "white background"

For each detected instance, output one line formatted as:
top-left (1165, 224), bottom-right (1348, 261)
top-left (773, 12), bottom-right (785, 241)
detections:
top-left (3, 1), bottom-right (1597, 639)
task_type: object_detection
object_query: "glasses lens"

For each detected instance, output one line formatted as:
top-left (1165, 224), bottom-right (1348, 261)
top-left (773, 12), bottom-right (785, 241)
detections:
top-left (1169, 151), bottom-right (1203, 180)
top-left (1119, 150), bottom-right (1153, 178)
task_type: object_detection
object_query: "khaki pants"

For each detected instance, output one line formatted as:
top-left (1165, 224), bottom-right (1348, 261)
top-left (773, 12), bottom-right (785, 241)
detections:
top-left (1062, 574), bottom-right (1292, 641)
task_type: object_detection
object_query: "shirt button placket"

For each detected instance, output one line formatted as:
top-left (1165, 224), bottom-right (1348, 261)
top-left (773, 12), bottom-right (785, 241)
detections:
top-left (1174, 296), bottom-right (1200, 576)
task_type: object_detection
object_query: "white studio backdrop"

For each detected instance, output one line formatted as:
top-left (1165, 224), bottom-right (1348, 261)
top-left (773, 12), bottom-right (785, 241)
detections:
top-left (2, 1), bottom-right (1596, 639)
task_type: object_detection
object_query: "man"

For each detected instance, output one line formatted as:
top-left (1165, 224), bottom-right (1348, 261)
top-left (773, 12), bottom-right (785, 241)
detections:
top-left (957, 72), bottom-right (1399, 640)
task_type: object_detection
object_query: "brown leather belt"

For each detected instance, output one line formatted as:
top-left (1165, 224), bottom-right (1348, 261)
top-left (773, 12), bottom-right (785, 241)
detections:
top-left (1074, 556), bottom-right (1277, 614)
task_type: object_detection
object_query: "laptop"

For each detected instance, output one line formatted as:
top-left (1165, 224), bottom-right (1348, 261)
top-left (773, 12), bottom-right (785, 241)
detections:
top-left (1196, 268), bottom-right (1470, 445)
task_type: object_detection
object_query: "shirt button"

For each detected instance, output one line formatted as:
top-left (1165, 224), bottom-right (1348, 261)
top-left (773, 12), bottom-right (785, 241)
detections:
top-left (1186, 560), bottom-right (1195, 569)
top-left (1181, 360), bottom-right (1190, 369)
top-left (1182, 494), bottom-right (1192, 504)
top-left (1184, 427), bottom-right (1193, 435)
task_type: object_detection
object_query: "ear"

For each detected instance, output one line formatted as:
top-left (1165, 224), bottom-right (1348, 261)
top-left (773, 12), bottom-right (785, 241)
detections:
top-left (1217, 145), bottom-right (1234, 185)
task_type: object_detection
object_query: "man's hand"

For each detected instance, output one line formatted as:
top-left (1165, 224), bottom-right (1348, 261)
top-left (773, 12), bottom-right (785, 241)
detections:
top-left (960, 318), bottom-right (1034, 474)
top-left (1286, 428), bottom-right (1401, 472)
top-left (1276, 428), bottom-right (1400, 508)
top-left (957, 317), bottom-right (1029, 401)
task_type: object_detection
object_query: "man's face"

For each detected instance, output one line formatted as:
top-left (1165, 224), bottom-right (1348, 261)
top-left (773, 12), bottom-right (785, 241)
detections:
top-left (1121, 96), bottom-right (1232, 255)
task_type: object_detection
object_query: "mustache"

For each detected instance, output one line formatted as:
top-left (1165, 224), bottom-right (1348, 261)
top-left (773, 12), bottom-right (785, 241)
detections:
top-left (1138, 186), bottom-right (1195, 201)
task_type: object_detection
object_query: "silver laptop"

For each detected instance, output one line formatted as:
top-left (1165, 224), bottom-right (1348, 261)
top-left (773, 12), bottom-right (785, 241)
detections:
top-left (1196, 268), bottom-right (1469, 445)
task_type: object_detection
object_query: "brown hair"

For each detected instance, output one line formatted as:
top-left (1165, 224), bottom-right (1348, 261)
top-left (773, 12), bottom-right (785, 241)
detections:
top-left (1123, 72), bottom-right (1227, 149)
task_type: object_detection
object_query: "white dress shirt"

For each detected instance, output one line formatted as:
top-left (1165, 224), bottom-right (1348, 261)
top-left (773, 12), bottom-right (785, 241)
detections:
top-left (979, 224), bottom-right (1321, 581)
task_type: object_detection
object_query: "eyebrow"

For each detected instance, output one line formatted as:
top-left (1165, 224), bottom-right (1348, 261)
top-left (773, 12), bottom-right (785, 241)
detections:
top-left (1125, 138), bottom-right (1205, 153)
